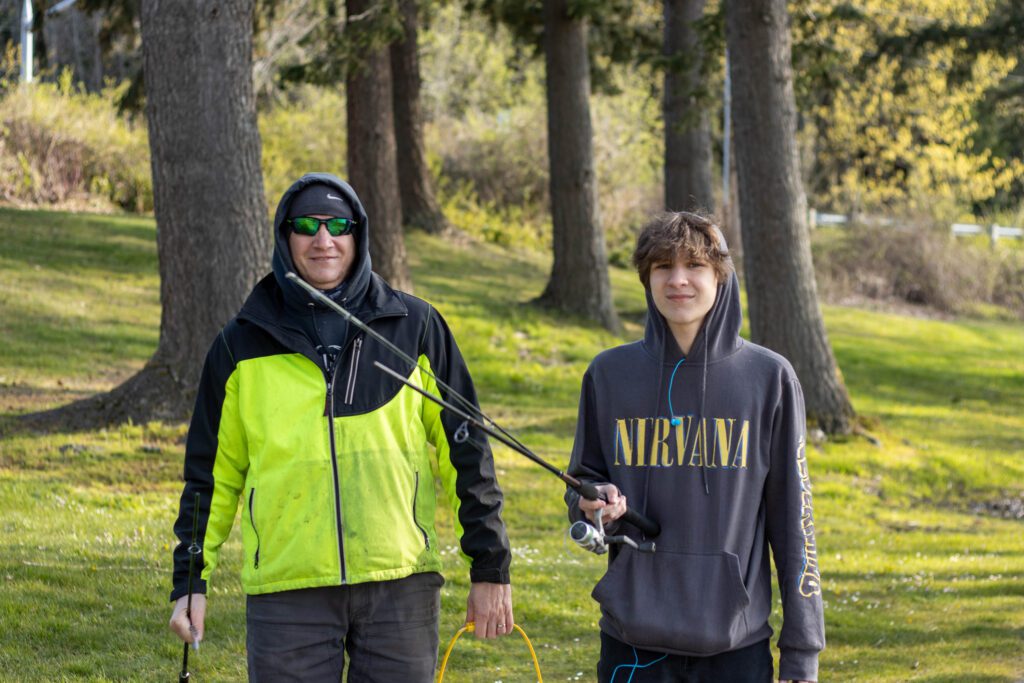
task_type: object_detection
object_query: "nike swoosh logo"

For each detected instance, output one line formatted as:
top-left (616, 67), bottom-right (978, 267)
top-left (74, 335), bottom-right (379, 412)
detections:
top-left (327, 193), bottom-right (343, 201)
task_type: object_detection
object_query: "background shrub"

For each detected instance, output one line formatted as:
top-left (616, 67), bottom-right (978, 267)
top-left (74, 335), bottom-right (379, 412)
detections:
top-left (812, 221), bottom-right (1024, 319)
top-left (0, 69), bottom-right (151, 212)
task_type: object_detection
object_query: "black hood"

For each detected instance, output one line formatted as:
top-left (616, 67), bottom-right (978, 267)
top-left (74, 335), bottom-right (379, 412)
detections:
top-left (271, 172), bottom-right (372, 312)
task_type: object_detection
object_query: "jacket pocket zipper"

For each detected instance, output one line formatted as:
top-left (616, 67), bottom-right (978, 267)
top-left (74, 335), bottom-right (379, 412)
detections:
top-left (344, 336), bottom-right (363, 405)
top-left (412, 471), bottom-right (430, 550)
top-left (248, 488), bottom-right (261, 569)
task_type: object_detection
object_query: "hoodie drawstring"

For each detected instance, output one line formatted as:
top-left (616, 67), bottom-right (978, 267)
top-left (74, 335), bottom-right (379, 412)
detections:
top-left (665, 344), bottom-right (711, 496)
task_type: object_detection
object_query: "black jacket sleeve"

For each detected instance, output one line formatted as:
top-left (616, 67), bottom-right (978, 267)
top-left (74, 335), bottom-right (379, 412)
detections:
top-left (420, 307), bottom-right (511, 584)
top-left (170, 330), bottom-right (241, 601)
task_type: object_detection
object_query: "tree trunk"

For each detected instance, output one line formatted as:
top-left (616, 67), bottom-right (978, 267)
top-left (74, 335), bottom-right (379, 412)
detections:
top-left (536, 0), bottom-right (619, 332)
top-left (20, 0), bottom-right (270, 432)
top-left (725, 0), bottom-right (854, 435)
top-left (663, 0), bottom-right (714, 212)
top-left (43, 6), bottom-right (103, 91)
top-left (390, 0), bottom-right (449, 234)
top-left (347, 0), bottom-right (412, 292)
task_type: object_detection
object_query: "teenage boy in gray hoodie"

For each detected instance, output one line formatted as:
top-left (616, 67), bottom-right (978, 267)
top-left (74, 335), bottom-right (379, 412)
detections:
top-left (566, 212), bottom-right (824, 682)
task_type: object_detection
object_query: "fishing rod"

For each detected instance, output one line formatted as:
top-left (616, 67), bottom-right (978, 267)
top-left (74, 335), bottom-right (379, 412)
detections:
top-left (372, 361), bottom-right (660, 540)
top-left (179, 492), bottom-right (201, 682)
top-left (285, 272), bottom-right (533, 456)
top-left (286, 271), bottom-right (661, 543)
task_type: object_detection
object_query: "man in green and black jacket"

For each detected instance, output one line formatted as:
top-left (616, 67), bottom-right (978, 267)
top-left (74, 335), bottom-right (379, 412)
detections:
top-left (168, 173), bottom-right (513, 681)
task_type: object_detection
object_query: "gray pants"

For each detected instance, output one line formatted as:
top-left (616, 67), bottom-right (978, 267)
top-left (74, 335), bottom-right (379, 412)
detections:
top-left (246, 572), bottom-right (444, 683)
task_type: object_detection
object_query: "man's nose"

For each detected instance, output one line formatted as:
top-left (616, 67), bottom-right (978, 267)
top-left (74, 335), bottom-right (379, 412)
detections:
top-left (313, 226), bottom-right (334, 246)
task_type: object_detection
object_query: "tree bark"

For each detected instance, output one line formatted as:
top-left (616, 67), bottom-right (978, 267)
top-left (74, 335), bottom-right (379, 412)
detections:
top-left (536, 0), bottom-right (619, 332)
top-left (347, 0), bottom-right (412, 291)
top-left (390, 0), bottom-right (449, 234)
top-left (663, 0), bottom-right (714, 212)
top-left (726, 0), bottom-right (854, 434)
top-left (43, 6), bottom-right (103, 91)
top-left (20, 0), bottom-right (270, 431)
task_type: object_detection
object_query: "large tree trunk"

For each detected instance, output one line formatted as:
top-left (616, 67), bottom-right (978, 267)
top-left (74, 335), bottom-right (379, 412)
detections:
top-left (726, 0), bottom-right (854, 434)
top-left (535, 0), bottom-right (618, 332)
top-left (390, 0), bottom-right (448, 235)
top-left (43, 5), bottom-right (103, 91)
top-left (663, 0), bottom-right (714, 212)
top-left (20, 0), bottom-right (270, 431)
top-left (347, 0), bottom-right (412, 291)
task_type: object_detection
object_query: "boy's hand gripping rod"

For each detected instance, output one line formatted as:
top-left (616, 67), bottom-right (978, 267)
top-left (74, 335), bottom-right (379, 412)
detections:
top-left (285, 272), bottom-right (661, 539)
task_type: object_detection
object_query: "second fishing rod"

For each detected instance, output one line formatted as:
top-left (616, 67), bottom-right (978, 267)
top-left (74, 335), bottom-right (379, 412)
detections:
top-left (286, 272), bottom-right (661, 541)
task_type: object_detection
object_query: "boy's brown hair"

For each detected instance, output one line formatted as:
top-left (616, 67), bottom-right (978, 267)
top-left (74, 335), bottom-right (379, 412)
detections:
top-left (632, 211), bottom-right (734, 288)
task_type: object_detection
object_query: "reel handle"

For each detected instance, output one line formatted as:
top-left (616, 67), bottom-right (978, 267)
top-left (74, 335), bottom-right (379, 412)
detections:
top-left (576, 482), bottom-right (661, 538)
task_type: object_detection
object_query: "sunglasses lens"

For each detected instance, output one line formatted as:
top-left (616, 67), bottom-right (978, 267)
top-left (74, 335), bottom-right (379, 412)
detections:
top-left (324, 218), bottom-right (353, 236)
top-left (290, 217), bottom-right (320, 236)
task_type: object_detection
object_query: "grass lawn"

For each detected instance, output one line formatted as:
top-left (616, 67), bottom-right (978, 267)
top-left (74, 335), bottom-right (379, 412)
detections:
top-left (1, 205), bottom-right (1022, 682)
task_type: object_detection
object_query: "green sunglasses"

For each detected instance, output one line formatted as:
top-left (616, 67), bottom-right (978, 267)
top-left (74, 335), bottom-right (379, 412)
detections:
top-left (288, 216), bottom-right (356, 237)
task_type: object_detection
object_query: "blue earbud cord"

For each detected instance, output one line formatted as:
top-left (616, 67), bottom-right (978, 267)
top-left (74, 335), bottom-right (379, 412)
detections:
top-left (667, 357), bottom-right (686, 426)
top-left (610, 646), bottom-right (668, 683)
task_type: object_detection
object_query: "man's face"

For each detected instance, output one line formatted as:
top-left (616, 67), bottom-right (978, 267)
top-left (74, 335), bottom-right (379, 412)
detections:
top-left (288, 214), bottom-right (356, 290)
top-left (649, 252), bottom-right (719, 338)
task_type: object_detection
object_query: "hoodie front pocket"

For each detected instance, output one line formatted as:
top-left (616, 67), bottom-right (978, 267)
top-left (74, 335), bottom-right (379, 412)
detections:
top-left (592, 548), bottom-right (750, 655)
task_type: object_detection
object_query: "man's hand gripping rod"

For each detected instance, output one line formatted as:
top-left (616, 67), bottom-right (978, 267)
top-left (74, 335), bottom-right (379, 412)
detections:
top-left (179, 491), bottom-right (201, 682)
top-left (284, 272), bottom-right (660, 540)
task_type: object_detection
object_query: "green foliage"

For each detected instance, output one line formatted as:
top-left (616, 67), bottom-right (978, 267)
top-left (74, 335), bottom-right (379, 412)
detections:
top-left (792, 0), bottom-right (1024, 218)
top-left (465, 0), bottom-right (661, 94)
top-left (258, 84), bottom-right (348, 212)
top-left (0, 68), bottom-right (152, 212)
top-left (422, 4), bottom-right (663, 254)
top-left (274, 0), bottom-right (403, 87)
top-left (1, 207), bottom-right (1023, 680)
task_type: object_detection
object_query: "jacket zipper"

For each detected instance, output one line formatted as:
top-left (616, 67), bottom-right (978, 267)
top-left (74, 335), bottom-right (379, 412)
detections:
top-left (325, 355), bottom-right (347, 584)
top-left (412, 470), bottom-right (430, 550)
top-left (344, 336), bottom-right (363, 405)
top-left (248, 488), bottom-right (261, 569)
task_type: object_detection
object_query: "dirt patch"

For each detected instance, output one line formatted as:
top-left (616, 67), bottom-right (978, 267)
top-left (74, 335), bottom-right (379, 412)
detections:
top-left (969, 496), bottom-right (1024, 521)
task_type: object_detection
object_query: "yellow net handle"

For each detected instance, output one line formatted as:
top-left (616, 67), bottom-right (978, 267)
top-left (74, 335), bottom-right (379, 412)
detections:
top-left (436, 622), bottom-right (543, 683)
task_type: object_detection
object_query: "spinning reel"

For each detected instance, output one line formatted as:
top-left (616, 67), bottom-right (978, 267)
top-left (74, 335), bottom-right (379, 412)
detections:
top-left (570, 508), bottom-right (656, 555)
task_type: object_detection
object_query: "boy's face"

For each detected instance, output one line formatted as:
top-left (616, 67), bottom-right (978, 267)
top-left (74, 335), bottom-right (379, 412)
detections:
top-left (649, 251), bottom-right (719, 339)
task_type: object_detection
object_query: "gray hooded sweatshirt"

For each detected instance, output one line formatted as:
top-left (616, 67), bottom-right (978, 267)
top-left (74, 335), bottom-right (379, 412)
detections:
top-left (566, 270), bottom-right (825, 681)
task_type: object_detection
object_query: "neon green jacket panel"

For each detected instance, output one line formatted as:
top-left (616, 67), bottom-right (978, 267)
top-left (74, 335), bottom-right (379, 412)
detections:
top-left (212, 352), bottom-right (448, 594)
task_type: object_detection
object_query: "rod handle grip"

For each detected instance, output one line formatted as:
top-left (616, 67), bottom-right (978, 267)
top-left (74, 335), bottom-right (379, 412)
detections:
top-left (620, 507), bottom-right (661, 538)
top-left (576, 482), bottom-right (661, 538)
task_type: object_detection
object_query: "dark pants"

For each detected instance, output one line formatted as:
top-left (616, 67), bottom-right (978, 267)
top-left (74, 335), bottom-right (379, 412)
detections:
top-left (246, 572), bottom-right (444, 683)
top-left (598, 632), bottom-right (773, 683)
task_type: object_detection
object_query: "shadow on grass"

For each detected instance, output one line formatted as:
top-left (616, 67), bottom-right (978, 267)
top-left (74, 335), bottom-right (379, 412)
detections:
top-left (0, 207), bottom-right (156, 276)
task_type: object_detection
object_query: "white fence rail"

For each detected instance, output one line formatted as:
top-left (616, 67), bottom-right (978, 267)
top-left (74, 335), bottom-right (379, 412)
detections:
top-left (808, 210), bottom-right (1022, 246)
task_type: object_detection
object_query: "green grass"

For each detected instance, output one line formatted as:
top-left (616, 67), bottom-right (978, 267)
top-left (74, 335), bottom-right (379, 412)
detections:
top-left (1, 205), bottom-right (1022, 681)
